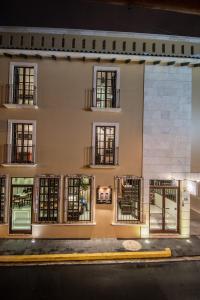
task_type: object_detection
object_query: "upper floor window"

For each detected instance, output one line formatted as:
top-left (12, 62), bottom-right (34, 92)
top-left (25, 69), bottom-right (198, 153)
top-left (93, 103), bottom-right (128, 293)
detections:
top-left (92, 66), bottom-right (120, 111)
top-left (4, 120), bottom-right (36, 166)
top-left (91, 122), bottom-right (119, 167)
top-left (0, 176), bottom-right (6, 223)
top-left (7, 62), bottom-right (37, 108)
top-left (38, 176), bottom-right (60, 223)
top-left (115, 176), bottom-right (141, 223)
top-left (65, 175), bottom-right (93, 223)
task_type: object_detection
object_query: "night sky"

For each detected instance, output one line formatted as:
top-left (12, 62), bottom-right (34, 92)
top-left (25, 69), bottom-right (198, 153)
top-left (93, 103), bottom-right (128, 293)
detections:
top-left (1, 0), bottom-right (200, 37)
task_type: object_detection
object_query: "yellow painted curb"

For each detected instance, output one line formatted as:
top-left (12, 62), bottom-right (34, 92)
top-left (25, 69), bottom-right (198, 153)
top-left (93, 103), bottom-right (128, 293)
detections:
top-left (0, 248), bottom-right (171, 263)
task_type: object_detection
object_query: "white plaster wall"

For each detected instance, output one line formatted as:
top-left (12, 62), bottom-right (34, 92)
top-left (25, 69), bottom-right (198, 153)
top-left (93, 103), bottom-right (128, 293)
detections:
top-left (142, 65), bottom-right (192, 237)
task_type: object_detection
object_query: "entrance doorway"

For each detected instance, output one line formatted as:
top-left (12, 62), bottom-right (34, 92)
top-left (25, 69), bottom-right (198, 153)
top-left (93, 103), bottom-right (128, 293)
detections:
top-left (10, 177), bottom-right (34, 233)
top-left (150, 180), bottom-right (180, 233)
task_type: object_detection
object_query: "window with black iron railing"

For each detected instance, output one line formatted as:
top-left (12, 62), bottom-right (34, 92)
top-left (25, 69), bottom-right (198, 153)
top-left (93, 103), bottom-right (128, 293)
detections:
top-left (0, 176), bottom-right (6, 223)
top-left (38, 177), bottom-right (59, 223)
top-left (92, 125), bottom-right (119, 166)
top-left (4, 123), bottom-right (36, 164)
top-left (93, 70), bottom-right (120, 109)
top-left (116, 176), bottom-right (141, 223)
top-left (9, 66), bottom-right (36, 105)
top-left (10, 144), bottom-right (35, 164)
top-left (65, 175), bottom-right (92, 223)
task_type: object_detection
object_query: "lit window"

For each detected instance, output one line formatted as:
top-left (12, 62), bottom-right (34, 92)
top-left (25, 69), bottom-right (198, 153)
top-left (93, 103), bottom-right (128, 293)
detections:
top-left (65, 175), bottom-right (93, 223)
top-left (39, 177), bottom-right (60, 223)
top-left (92, 66), bottom-right (120, 109)
top-left (8, 62), bottom-right (37, 106)
top-left (0, 176), bottom-right (6, 223)
top-left (116, 176), bottom-right (141, 223)
top-left (91, 123), bottom-right (119, 166)
top-left (5, 120), bottom-right (36, 165)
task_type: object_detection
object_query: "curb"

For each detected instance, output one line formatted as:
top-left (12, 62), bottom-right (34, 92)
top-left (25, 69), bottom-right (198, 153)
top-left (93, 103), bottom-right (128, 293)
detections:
top-left (0, 248), bottom-right (171, 263)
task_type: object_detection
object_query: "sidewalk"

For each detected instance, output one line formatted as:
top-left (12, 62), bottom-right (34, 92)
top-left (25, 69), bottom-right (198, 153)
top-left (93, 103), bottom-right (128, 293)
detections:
top-left (0, 236), bottom-right (200, 257)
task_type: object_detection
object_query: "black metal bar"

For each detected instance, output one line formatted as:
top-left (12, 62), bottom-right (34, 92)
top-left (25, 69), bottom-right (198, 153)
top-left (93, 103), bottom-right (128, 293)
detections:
top-left (10, 145), bottom-right (35, 164)
top-left (117, 177), bottom-right (141, 223)
top-left (0, 176), bottom-right (5, 223)
top-left (38, 177), bottom-right (59, 223)
top-left (66, 176), bottom-right (92, 223)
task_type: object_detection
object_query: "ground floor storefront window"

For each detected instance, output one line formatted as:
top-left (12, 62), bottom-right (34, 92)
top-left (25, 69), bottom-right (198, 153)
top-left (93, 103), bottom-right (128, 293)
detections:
top-left (10, 177), bottom-right (34, 233)
top-left (38, 177), bottom-right (60, 223)
top-left (65, 175), bottom-right (92, 223)
top-left (0, 176), bottom-right (6, 223)
top-left (116, 176), bottom-right (141, 223)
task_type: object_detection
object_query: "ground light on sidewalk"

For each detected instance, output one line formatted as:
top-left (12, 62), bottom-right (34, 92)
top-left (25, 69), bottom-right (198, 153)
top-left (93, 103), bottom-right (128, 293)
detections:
top-left (0, 248), bottom-right (172, 263)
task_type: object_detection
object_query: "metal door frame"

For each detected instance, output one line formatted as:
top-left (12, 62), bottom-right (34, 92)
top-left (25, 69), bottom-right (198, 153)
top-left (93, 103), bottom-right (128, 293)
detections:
top-left (9, 184), bottom-right (33, 234)
top-left (149, 183), bottom-right (180, 233)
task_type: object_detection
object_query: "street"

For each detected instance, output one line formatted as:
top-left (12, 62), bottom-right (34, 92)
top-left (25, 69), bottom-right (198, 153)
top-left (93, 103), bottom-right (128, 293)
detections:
top-left (0, 260), bottom-right (200, 300)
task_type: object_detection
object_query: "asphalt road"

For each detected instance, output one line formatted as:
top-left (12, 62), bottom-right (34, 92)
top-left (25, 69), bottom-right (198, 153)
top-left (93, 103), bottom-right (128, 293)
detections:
top-left (0, 261), bottom-right (200, 300)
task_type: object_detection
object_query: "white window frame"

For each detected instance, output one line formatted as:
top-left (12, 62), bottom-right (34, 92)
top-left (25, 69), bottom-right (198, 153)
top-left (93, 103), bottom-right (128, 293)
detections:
top-left (4, 119), bottom-right (37, 166)
top-left (90, 122), bottom-right (119, 168)
top-left (5, 62), bottom-right (38, 109)
top-left (91, 66), bottom-right (121, 112)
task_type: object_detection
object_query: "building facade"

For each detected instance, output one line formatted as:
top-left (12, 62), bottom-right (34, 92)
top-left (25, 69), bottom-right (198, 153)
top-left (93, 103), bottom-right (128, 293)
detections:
top-left (0, 26), bottom-right (200, 238)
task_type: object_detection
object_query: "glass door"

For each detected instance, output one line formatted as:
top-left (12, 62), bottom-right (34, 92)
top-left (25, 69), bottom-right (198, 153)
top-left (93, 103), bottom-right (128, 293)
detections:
top-left (150, 187), bottom-right (164, 231)
top-left (10, 178), bottom-right (33, 233)
top-left (164, 188), bottom-right (179, 231)
top-left (150, 183), bottom-right (179, 233)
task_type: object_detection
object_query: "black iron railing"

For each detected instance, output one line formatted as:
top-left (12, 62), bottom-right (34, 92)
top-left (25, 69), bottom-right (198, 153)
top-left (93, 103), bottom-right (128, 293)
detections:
top-left (4, 144), bottom-right (35, 164)
top-left (4, 84), bottom-right (37, 105)
top-left (92, 88), bottom-right (120, 108)
top-left (117, 178), bottom-right (141, 223)
top-left (90, 146), bottom-right (119, 166)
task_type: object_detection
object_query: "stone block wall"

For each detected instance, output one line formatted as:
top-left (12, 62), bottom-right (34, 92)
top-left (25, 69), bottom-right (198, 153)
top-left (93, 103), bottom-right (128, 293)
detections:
top-left (142, 65), bottom-right (192, 237)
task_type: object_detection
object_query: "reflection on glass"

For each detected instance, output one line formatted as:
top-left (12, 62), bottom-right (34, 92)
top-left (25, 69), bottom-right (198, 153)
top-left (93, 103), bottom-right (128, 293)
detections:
top-left (11, 185), bottom-right (33, 231)
top-left (164, 188), bottom-right (178, 230)
top-left (150, 188), bottom-right (163, 231)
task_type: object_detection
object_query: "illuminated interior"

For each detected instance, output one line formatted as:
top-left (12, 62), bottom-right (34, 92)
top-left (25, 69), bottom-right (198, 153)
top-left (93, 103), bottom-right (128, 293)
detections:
top-left (11, 177), bottom-right (34, 232)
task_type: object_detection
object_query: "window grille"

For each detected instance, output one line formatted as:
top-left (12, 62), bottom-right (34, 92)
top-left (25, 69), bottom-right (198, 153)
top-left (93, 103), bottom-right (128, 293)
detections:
top-left (52, 37), bottom-right (55, 47)
top-left (41, 36), bottom-right (44, 47)
top-left (123, 41), bottom-right (126, 51)
top-left (116, 176), bottom-right (141, 223)
top-left (66, 176), bottom-right (92, 222)
top-left (132, 42), bottom-right (136, 51)
top-left (152, 43), bottom-right (156, 52)
top-left (10, 36), bottom-right (13, 46)
top-left (92, 40), bottom-right (96, 49)
top-left (0, 177), bottom-right (6, 223)
top-left (96, 70), bottom-right (118, 108)
top-left (102, 40), bottom-right (106, 50)
top-left (12, 66), bottom-right (35, 105)
top-left (95, 126), bottom-right (116, 165)
top-left (72, 38), bottom-right (76, 48)
top-left (20, 36), bottom-right (23, 47)
top-left (62, 38), bottom-right (65, 48)
top-left (39, 177), bottom-right (59, 222)
top-left (11, 123), bottom-right (34, 164)
top-left (82, 39), bottom-right (86, 48)
top-left (31, 36), bottom-right (34, 47)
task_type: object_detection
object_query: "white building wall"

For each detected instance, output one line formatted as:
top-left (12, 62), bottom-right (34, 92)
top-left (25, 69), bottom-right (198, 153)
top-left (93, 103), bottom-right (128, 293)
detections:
top-left (142, 65), bottom-right (192, 237)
